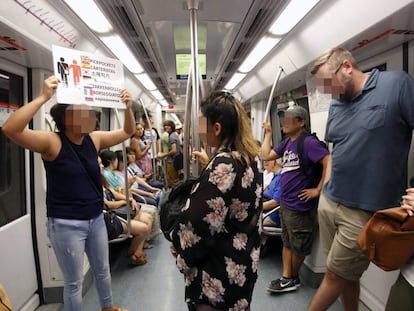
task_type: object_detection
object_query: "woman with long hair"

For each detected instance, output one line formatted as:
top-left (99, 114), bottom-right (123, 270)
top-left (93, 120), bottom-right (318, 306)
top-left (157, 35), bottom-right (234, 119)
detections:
top-left (130, 122), bottom-right (153, 177)
top-left (2, 76), bottom-right (133, 311)
top-left (170, 91), bottom-right (262, 311)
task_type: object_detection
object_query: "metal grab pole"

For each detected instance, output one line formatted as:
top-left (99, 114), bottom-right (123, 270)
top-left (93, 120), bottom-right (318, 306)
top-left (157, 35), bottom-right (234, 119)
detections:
top-left (262, 67), bottom-right (284, 143)
top-left (264, 67), bottom-right (284, 122)
top-left (198, 62), bottom-right (205, 99)
top-left (113, 107), bottom-right (131, 239)
top-left (188, 0), bottom-right (200, 177)
top-left (140, 99), bottom-right (157, 180)
top-left (183, 63), bottom-right (193, 180)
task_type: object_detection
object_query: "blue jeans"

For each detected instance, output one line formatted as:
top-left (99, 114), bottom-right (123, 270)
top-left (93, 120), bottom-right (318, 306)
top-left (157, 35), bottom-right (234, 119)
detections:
top-left (133, 189), bottom-right (160, 207)
top-left (148, 180), bottom-right (164, 189)
top-left (47, 214), bottom-right (113, 311)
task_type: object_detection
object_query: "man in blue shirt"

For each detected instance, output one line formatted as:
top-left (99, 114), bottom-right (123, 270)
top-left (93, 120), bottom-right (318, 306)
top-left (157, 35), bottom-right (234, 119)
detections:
top-left (308, 47), bottom-right (414, 311)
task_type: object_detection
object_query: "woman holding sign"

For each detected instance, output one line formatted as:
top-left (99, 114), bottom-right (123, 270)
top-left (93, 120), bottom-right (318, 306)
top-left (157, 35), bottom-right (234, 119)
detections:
top-left (2, 76), bottom-right (133, 311)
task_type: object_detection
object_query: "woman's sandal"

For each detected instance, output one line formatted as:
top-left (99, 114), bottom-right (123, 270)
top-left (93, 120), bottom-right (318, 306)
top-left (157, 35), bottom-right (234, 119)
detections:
top-left (130, 252), bottom-right (147, 265)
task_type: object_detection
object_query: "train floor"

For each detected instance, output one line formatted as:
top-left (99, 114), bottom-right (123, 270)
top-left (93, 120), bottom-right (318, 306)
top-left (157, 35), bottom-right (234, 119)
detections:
top-left (41, 235), bottom-right (349, 311)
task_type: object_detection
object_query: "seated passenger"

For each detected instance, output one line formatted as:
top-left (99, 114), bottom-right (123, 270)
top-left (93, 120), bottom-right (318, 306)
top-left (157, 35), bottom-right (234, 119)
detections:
top-left (100, 149), bottom-right (159, 206)
top-left (262, 159), bottom-right (283, 227)
top-left (101, 150), bottom-right (161, 241)
top-left (263, 159), bottom-right (276, 191)
top-left (99, 157), bottom-right (152, 265)
top-left (115, 149), bottom-right (161, 206)
top-left (125, 147), bottom-right (164, 189)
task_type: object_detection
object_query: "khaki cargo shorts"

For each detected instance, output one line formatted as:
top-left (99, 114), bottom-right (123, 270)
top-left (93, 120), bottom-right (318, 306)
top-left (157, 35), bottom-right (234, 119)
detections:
top-left (318, 192), bottom-right (373, 281)
top-left (280, 205), bottom-right (317, 257)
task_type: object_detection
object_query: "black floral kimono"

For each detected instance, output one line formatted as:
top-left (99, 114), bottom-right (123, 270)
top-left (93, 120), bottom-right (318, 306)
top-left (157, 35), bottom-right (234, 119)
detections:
top-left (171, 152), bottom-right (263, 311)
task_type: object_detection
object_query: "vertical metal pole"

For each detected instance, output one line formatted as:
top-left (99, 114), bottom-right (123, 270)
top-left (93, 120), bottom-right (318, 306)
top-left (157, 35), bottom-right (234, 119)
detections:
top-left (262, 66), bottom-right (284, 145)
top-left (264, 67), bottom-right (284, 122)
top-left (114, 108), bottom-right (131, 238)
top-left (188, 0), bottom-right (200, 176)
top-left (198, 62), bottom-right (205, 99)
top-left (183, 63), bottom-right (193, 179)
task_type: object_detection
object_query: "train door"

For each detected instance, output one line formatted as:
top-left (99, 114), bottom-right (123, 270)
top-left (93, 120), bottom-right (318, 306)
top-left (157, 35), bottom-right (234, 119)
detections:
top-left (0, 65), bottom-right (39, 310)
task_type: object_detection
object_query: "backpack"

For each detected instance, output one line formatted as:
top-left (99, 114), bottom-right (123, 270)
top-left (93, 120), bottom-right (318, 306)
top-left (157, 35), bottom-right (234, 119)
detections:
top-left (159, 177), bottom-right (199, 241)
top-left (279, 131), bottom-right (328, 183)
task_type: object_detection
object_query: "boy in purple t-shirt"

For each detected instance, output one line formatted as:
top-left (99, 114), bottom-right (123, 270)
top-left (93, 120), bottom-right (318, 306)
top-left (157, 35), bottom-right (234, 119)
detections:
top-left (261, 105), bottom-right (330, 293)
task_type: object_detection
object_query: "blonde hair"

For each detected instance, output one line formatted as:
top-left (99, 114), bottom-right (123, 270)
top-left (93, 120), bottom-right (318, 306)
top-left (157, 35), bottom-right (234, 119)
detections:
top-left (201, 91), bottom-right (260, 166)
top-left (311, 47), bottom-right (359, 74)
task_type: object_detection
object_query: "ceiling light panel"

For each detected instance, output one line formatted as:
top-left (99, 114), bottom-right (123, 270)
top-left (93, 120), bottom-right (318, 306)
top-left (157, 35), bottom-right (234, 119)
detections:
top-left (151, 90), bottom-right (164, 100)
top-left (100, 35), bottom-right (144, 74)
top-left (63, 0), bottom-right (112, 33)
top-left (238, 36), bottom-right (280, 73)
top-left (135, 73), bottom-right (157, 91)
top-left (269, 0), bottom-right (321, 35)
top-left (224, 72), bottom-right (247, 90)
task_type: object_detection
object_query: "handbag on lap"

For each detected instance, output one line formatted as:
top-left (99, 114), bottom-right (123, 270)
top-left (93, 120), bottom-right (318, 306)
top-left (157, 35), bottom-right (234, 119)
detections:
top-left (103, 211), bottom-right (124, 240)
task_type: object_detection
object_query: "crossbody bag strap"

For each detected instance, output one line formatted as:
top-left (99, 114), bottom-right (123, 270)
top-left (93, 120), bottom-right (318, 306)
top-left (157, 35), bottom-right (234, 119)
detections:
top-left (61, 133), bottom-right (102, 198)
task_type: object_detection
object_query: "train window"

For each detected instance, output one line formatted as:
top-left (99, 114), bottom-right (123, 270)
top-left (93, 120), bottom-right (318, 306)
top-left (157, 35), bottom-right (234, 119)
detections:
top-left (0, 70), bottom-right (26, 227)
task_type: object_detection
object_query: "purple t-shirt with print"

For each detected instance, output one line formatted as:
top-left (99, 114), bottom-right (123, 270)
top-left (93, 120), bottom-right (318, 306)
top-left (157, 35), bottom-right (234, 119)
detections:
top-left (273, 136), bottom-right (329, 212)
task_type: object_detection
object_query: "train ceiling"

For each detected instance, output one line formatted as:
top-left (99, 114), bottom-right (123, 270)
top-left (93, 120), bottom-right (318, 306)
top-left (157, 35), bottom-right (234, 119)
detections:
top-left (0, 0), bottom-right (414, 112)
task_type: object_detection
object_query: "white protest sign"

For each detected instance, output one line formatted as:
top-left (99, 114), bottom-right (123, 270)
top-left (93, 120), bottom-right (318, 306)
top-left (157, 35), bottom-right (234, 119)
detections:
top-left (53, 45), bottom-right (125, 109)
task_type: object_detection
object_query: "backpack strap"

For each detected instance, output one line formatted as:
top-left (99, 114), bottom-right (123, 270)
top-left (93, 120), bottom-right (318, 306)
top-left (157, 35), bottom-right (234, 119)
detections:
top-left (296, 131), bottom-right (311, 176)
top-left (297, 132), bottom-right (329, 176)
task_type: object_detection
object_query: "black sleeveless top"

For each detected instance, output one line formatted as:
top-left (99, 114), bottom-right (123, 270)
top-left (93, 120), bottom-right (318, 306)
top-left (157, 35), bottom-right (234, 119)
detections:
top-left (43, 132), bottom-right (102, 220)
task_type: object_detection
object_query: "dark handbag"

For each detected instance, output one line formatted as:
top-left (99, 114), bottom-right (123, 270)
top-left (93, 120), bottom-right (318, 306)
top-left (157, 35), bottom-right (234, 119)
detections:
top-left (103, 211), bottom-right (124, 240)
top-left (357, 207), bottom-right (414, 271)
top-left (112, 205), bottom-right (137, 220)
top-left (159, 177), bottom-right (198, 241)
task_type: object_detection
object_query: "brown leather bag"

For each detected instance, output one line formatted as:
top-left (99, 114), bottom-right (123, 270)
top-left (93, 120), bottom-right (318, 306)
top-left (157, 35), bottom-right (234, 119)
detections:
top-left (357, 207), bottom-right (414, 271)
top-left (0, 284), bottom-right (12, 311)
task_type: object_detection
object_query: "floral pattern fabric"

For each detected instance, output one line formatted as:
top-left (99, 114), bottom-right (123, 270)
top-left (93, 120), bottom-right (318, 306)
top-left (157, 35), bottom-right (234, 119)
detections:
top-left (171, 152), bottom-right (262, 310)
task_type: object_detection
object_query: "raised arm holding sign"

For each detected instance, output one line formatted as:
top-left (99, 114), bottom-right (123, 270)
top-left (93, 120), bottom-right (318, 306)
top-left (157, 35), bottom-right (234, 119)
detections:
top-left (2, 75), bottom-right (133, 311)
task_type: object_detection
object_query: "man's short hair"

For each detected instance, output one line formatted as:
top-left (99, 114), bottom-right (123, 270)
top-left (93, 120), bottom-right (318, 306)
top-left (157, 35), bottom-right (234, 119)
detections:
top-left (311, 47), bottom-right (359, 74)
